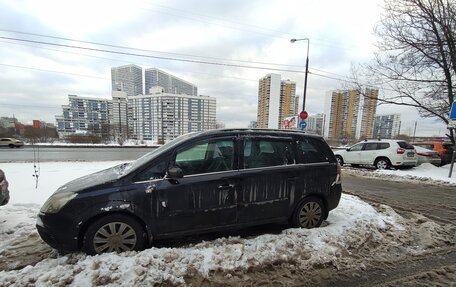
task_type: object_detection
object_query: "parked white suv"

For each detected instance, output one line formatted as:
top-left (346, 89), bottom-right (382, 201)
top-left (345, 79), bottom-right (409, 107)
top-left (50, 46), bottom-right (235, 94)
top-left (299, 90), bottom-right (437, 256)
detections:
top-left (334, 139), bottom-right (418, 169)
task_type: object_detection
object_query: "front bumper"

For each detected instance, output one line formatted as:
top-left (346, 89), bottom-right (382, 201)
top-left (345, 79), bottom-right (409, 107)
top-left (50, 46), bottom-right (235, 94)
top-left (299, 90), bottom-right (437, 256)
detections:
top-left (36, 212), bottom-right (80, 252)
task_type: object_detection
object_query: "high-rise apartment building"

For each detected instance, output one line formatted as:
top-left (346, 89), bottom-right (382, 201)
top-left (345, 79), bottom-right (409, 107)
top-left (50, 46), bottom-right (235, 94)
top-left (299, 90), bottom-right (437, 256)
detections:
top-left (127, 88), bottom-right (216, 142)
top-left (280, 80), bottom-right (299, 119)
top-left (111, 64), bottom-right (143, 97)
top-left (324, 89), bottom-right (378, 140)
top-left (145, 68), bottom-right (197, 96)
top-left (55, 95), bottom-right (111, 137)
top-left (373, 114), bottom-right (401, 139)
top-left (257, 74), bottom-right (299, 129)
top-left (111, 91), bottom-right (129, 139)
top-left (307, 113), bottom-right (325, 136)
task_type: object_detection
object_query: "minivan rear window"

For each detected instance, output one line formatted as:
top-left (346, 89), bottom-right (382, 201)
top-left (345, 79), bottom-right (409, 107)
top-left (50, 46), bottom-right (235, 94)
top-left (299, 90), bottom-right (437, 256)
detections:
top-left (397, 141), bottom-right (414, 149)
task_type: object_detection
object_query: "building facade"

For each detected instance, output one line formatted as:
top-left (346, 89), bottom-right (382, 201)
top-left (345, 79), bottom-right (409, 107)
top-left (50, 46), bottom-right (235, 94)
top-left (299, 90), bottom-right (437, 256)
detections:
top-left (110, 91), bottom-right (129, 140)
top-left (55, 95), bottom-right (111, 137)
top-left (324, 89), bottom-right (378, 140)
top-left (373, 114), bottom-right (401, 139)
top-left (145, 68), bottom-right (197, 96)
top-left (257, 74), bottom-right (299, 129)
top-left (307, 113), bottom-right (325, 136)
top-left (111, 64), bottom-right (143, 97)
top-left (127, 91), bottom-right (216, 142)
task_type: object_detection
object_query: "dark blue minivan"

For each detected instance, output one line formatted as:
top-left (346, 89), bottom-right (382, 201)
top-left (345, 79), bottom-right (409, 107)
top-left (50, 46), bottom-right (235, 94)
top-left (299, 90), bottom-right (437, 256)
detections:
top-left (37, 129), bottom-right (342, 254)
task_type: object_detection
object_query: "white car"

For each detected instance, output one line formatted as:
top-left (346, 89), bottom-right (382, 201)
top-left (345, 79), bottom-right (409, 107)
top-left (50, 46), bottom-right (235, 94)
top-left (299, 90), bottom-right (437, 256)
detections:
top-left (334, 139), bottom-right (418, 169)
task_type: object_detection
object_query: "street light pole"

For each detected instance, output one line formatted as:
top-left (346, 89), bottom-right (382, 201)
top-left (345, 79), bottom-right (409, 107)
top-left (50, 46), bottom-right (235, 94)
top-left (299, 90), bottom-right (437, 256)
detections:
top-left (290, 38), bottom-right (310, 112)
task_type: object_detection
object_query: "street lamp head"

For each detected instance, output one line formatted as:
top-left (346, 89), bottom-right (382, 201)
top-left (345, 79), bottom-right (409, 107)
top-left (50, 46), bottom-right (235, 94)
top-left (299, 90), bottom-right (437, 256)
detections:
top-left (290, 38), bottom-right (297, 43)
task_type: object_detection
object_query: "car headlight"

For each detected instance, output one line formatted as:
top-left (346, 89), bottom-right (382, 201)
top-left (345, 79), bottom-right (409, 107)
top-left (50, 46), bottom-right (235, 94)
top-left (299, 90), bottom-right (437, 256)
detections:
top-left (40, 191), bottom-right (77, 213)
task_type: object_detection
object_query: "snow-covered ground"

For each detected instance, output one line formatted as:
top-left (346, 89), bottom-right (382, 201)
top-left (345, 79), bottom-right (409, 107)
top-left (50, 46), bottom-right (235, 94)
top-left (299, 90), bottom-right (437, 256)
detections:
top-left (343, 163), bottom-right (456, 186)
top-left (0, 161), bottom-right (455, 286)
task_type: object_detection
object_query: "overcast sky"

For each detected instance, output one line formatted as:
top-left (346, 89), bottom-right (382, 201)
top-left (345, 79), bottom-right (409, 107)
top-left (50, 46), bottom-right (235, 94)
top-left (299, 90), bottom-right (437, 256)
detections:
top-left (0, 0), bottom-right (447, 137)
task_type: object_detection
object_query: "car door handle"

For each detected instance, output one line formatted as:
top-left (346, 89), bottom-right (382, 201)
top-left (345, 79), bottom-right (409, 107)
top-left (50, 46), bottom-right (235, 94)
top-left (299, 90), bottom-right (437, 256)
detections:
top-left (145, 184), bottom-right (156, 194)
top-left (288, 176), bottom-right (299, 181)
top-left (218, 183), bottom-right (235, 189)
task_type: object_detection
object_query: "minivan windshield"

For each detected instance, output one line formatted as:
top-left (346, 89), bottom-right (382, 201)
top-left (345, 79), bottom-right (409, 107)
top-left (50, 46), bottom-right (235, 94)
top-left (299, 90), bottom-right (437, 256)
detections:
top-left (122, 132), bottom-right (198, 175)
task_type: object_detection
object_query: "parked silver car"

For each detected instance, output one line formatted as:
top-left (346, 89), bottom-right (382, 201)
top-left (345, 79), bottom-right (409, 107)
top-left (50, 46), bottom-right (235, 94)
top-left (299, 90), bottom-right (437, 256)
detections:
top-left (414, 146), bottom-right (441, 166)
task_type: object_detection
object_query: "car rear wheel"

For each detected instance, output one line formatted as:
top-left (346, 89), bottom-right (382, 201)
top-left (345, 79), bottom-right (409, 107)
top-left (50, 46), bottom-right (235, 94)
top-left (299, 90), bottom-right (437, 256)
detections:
top-left (335, 155), bottom-right (344, 166)
top-left (83, 214), bottom-right (146, 255)
top-left (374, 158), bottom-right (391, 170)
top-left (291, 197), bottom-right (326, 228)
top-left (8, 144), bottom-right (14, 148)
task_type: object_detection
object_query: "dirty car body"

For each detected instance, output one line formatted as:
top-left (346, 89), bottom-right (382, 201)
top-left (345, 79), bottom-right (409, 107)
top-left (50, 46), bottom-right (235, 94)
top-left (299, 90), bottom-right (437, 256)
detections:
top-left (36, 129), bottom-right (342, 254)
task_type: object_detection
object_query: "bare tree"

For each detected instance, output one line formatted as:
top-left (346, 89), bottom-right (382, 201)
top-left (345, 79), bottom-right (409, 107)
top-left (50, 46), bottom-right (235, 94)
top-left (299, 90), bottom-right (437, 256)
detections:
top-left (355, 0), bottom-right (456, 143)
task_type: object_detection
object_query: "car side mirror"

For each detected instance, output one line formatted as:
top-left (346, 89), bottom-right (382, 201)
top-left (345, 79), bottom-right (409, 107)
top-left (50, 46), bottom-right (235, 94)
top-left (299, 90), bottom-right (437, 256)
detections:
top-left (346, 148), bottom-right (350, 151)
top-left (167, 167), bottom-right (184, 179)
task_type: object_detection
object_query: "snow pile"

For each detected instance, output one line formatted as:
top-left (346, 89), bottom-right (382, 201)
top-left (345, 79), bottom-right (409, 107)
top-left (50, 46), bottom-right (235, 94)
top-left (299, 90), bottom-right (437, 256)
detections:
top-left (342, 163), bottom-right (456, 186)
top-left (376, 163), bottom-right (456, 185)
top-left (1, 195), bottom-right (453, 286)
top-left (0, 161), bottom-right (455, 286)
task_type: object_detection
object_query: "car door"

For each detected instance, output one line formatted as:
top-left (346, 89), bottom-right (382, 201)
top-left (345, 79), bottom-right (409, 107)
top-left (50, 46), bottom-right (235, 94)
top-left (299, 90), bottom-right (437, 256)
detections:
top-left (154, 136), bottom-right (239, 234)
top-left (344, 143), bottom-right (364, 164)
top-left (237, 136), bottom-right (296, 223)
top-left (360, 142), bottom-right (379, 164)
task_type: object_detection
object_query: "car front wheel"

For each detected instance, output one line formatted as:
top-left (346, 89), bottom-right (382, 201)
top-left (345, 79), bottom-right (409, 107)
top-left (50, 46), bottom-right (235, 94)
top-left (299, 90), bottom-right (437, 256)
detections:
top-left (291, 197), bottom-right (326, 228)
top-left (83, 214), bottom-right (146, 255)
top-left (374, 158), bottom-right (391, 170)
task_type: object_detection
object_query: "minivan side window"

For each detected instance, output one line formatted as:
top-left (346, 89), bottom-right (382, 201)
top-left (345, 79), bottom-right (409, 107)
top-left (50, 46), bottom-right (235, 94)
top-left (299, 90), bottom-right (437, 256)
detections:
top-left (298, 138), bottom-right (330, 163)
top-left (243, 139), bottom-right (294, 168)
top-left (133, 159), bottom-right (169, 182)
top-left (175, 140), bottom-right (234, 176)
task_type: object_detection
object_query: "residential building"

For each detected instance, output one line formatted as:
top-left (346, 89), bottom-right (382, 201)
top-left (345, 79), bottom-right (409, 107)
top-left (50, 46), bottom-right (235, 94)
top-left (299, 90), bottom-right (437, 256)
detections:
top-left (373, 114), bottom-right (401, 139)
top-left (111, 91), bottom-right (129, 139)
top-left (111, 64), bottom-right (143, 97)
top-left (55, 95), bottom-right (111, 137)
top-left (145, 68), bottom-right (197, 96)
top-left (280, 80), bottom-right (299, 119)
top-left (248, 121), bottom-right (258, 129)
top-left (257, 74), bottom-right (299, 129)
top-left (0, 117), bottom-right (17, 129)
top-left (324, 89), bottom-right (378, 140)
top-left (127, 89), bottom-right (216, 142)
top-left (307, 113), bottom-right (325, 136)
top-left (358, 88), bottom-right (379, 139)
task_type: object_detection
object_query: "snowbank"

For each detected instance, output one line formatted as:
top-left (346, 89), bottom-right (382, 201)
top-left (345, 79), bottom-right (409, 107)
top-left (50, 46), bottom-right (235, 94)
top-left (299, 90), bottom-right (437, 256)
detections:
top-left (0, 161), bottom-right (454, 286)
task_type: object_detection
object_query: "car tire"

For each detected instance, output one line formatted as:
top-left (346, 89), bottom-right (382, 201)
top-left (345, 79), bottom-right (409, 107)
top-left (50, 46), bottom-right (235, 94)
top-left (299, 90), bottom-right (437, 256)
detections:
top-left (291, 197), bottom-right (326, 228)
top-left (82, 214), bottom-right (146, 255)
top-left (335, 155), bottom-right (344, 166)
top-left (374, 158), bottom-right (391, 170)
top-left (8, 144), bottom-right (14, 148)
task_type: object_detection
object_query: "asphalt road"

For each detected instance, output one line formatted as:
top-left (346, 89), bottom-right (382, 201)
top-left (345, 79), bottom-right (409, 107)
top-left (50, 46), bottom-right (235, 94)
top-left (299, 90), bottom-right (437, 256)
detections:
top-left (0, 146), bottom-right (152, 162)
top-left (342, 173), bottom-right (456, 224)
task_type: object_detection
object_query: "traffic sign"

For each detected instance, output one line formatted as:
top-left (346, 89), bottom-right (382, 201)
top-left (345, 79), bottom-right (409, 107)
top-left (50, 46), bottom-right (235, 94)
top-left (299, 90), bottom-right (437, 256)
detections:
top-left (299, 111), bottom-right (308, 120)
top-left (300, 121), bottom-right (307, 129)
top-left (450, 102), bottom-right (456, 120)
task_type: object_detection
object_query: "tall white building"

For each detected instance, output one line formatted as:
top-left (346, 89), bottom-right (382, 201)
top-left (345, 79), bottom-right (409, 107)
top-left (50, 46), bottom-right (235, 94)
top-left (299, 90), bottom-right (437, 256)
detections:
top-left (145, 68), bottom-right (197, 96)
top-left (373, 114), bottom-right (401, 139)
top-left (111, 64), bottom-right (143, 97)
top-left (127, 88), bottom-right (216, 142)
